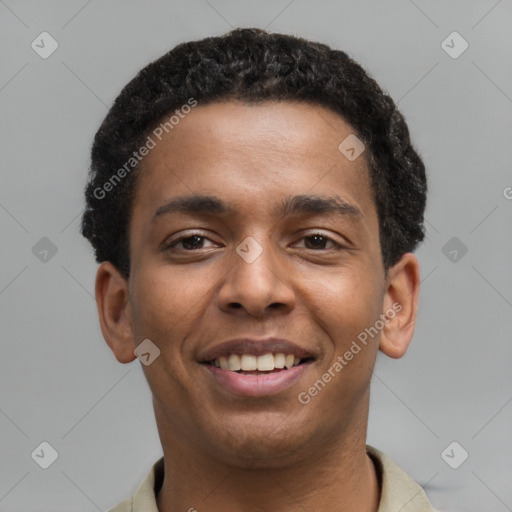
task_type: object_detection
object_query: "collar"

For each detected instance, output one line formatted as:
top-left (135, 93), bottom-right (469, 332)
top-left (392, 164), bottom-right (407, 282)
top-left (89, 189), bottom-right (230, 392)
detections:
top-left (110, 445), bottom-right (436, 512)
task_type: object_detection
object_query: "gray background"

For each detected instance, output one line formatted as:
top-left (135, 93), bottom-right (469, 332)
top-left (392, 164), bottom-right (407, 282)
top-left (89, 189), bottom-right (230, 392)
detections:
top-left (1, 1), bottom-right (511, 511)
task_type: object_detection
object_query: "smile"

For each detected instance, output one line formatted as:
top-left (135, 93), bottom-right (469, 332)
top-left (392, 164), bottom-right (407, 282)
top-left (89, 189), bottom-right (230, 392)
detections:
top-left (202, 352), bottom-right (315, 397)
top-left (207, 352), bottom-right (308, 373)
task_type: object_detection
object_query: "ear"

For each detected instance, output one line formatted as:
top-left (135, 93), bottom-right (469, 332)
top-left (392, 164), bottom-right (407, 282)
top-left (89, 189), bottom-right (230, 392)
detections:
top-left (379, 253), bottom-right (421, 359)
top-left (95, 261), bottom-right (136, 364)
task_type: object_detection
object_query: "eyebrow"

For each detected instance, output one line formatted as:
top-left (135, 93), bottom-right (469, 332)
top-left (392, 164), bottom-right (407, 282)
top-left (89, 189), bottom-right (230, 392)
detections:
top-left (153, 195), bottom-right (234, 219)
top-left (279, 194), bottom-right (362, 219)
top-left (153, 194), bottom-right (362, 221)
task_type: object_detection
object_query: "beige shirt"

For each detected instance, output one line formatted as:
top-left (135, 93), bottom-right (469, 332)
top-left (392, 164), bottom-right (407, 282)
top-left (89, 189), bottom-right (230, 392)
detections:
top-left (108, 445), bottom-right (436, 512)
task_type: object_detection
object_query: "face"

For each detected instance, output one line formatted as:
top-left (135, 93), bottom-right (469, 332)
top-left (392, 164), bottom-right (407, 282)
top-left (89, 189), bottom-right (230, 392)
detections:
top-left (103, 100), bottom-right (411, 468)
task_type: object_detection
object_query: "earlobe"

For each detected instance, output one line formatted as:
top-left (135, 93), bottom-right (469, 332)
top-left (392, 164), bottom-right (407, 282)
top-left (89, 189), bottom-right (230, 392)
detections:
top-left (379, 253), bottom-right (420, 359)
top-left (95, 261), bottom-right (137, 364)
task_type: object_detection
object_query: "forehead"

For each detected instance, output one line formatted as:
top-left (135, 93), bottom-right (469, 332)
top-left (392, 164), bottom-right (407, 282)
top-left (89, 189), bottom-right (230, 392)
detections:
top-left (133, 100), bottom-right (376, 222)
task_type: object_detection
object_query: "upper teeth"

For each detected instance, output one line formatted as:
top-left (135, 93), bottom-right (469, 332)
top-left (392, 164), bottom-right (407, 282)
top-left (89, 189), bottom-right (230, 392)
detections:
top-left (214, 353), bottom-right (301, 371)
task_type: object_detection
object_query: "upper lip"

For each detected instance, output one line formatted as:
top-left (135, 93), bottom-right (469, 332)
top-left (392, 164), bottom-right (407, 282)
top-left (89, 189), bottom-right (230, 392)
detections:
top-left (198, 337), bottom-right (315, 363)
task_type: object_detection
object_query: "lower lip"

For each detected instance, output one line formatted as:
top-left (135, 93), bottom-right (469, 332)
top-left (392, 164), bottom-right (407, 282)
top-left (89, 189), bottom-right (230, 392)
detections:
top-left (203, 362), bottom-right (312, 397)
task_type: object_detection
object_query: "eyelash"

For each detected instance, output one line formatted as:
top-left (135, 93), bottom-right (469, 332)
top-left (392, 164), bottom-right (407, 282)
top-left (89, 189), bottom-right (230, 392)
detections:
top-left (165, 231), bottom-right (343, 252)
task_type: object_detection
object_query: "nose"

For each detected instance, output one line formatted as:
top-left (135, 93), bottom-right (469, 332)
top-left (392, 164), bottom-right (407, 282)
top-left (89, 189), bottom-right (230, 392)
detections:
top-left (216, 237), bottom-right (296, 318)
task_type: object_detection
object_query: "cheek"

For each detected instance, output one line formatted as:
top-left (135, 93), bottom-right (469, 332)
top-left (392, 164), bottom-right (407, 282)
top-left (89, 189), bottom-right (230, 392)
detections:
top-left (292, 267), bottom-right (382, 427)
top-left (298, 264), bottom-right (383, 353)
top-left (129, 268), bottom-right (207, 401)
top-left (129, 265), bottom-right (216, 347)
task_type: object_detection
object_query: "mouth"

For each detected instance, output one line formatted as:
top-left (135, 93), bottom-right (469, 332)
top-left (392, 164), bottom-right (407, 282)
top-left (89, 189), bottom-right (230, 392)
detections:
top-left (204, 352), bottom-right (315, 375)
top-left (202, 356), bottom-right (314, 397)
top-left (198, 338), bottom-right (317, 397)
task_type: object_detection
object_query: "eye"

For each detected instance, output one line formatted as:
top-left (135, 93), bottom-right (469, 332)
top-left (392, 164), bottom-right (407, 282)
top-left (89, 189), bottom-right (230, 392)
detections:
top-left (293, 233), bottom-right (341, 250)
top-left (165, 233), bottom-right (219, 251)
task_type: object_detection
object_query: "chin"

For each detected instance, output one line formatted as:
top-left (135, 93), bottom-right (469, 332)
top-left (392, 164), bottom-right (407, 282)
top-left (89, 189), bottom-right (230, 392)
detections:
top-left (204, 418), bottom-right (315, 469)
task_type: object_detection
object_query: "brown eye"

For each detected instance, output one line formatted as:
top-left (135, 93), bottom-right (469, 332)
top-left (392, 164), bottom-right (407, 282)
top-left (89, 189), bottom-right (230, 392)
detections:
top-left (293, 233), bottom-right (340, 250)
top-left (178, 235), bottom-right (205, 250)
top-left (304, 235), bottom-right (330, 249)
top-left (166, 233), bottom-right (219, 251)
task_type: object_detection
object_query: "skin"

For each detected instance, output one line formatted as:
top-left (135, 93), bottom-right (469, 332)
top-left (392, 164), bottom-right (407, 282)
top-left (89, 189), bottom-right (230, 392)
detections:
top-left (95, 100), bottom-right (420, 512)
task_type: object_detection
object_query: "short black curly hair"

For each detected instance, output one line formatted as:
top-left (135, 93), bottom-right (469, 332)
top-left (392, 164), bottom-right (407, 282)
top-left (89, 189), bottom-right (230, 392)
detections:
top-left (81, 28), bottom-right (426, 278)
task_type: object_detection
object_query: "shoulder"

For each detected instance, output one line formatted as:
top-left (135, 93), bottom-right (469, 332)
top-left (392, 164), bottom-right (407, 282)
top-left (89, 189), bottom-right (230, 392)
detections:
top-left (366, 445), bottom-right (437, 512)
top-left (106, 497), bottom-right (132, 512)
top-left (106, 456), bottom-right (164, 512)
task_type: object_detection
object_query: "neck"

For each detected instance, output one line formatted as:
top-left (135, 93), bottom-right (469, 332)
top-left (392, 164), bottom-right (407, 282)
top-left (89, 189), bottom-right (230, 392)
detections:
top-left (154, 407), bottom-right (380, 512)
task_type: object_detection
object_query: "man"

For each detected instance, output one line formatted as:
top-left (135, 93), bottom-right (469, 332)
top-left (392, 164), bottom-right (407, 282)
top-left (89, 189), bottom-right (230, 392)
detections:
top-left (81, 28), bottom-right (435, 511)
